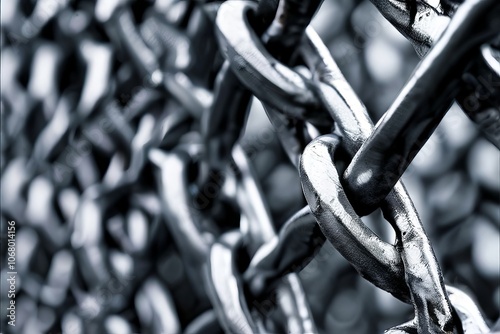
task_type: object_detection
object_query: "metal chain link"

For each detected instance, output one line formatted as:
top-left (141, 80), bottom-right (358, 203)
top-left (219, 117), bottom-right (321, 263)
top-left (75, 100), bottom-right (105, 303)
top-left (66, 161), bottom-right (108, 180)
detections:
top-left (1, 0), bottom-right (499, 333)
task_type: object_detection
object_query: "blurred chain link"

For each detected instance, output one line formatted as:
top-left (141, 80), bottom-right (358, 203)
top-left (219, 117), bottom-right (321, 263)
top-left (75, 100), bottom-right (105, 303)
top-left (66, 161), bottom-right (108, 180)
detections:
top-left (1, 0), bottom-right (499, 333)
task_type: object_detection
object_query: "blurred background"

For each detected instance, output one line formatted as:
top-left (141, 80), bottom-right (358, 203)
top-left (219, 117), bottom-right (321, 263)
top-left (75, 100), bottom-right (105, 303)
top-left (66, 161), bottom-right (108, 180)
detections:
top-left (1, 0), bottom-right (499, 333)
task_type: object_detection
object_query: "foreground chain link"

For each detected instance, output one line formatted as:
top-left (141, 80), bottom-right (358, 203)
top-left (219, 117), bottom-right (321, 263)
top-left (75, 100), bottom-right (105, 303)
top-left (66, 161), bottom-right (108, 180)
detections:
top-left (1, 0), bottom-right (499, 333)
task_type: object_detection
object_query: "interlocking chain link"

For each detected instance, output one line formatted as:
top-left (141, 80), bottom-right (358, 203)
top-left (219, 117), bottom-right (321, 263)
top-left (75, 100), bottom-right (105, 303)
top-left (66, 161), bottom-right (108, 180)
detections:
top-left (1, 0), bottom-right (499, 333)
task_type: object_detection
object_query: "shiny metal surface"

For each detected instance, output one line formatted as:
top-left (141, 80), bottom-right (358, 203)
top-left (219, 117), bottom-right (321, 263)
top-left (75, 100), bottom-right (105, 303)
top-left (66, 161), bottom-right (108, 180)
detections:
top-left (344, 0), bottom-right (500, 215)
top-left (1, 0), bottom-right (498, 333)
top-left (370, 0), bottom-right (500, 150)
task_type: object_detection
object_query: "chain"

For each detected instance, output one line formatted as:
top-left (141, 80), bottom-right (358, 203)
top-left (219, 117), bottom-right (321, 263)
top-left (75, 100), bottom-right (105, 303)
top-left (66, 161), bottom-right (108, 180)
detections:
top-left (1, 0), bottom-right (499, 333)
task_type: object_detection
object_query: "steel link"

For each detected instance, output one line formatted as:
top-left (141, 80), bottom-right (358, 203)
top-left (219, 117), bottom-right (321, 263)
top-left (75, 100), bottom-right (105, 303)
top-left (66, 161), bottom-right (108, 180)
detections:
top-left (344, 0), bottom-right (500, 215)
top-left (369, 0), bottom-right (500, 149)
top-left (301, 135), bottom-right (454, 332)
top-left (214, 2), bottom-right (325, 121)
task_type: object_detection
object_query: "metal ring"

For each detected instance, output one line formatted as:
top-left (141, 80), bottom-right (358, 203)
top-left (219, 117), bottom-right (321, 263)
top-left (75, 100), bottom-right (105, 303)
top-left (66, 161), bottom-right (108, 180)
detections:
top-left (300, 134), bottom-right (456, 332)
top-left (215, 1), bottom-right (326, 123)
top-left (343, 0), bottom-right (500, 214)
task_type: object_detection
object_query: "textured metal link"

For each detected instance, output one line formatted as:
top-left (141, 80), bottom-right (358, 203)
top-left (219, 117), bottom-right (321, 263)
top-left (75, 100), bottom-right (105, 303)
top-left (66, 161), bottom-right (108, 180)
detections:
top-left (1, 0), bottom-right (499, 333)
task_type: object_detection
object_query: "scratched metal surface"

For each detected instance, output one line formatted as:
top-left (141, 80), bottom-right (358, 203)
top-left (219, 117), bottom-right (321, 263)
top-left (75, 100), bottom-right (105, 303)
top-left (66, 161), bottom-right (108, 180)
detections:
top-left (0, 0), bottom-right (499, 333)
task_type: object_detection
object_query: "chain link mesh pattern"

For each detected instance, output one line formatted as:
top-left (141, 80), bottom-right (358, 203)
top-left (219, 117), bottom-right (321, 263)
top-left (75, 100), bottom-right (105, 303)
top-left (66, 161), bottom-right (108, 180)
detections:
top-left (1, 0), bottom-right (499, 333)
